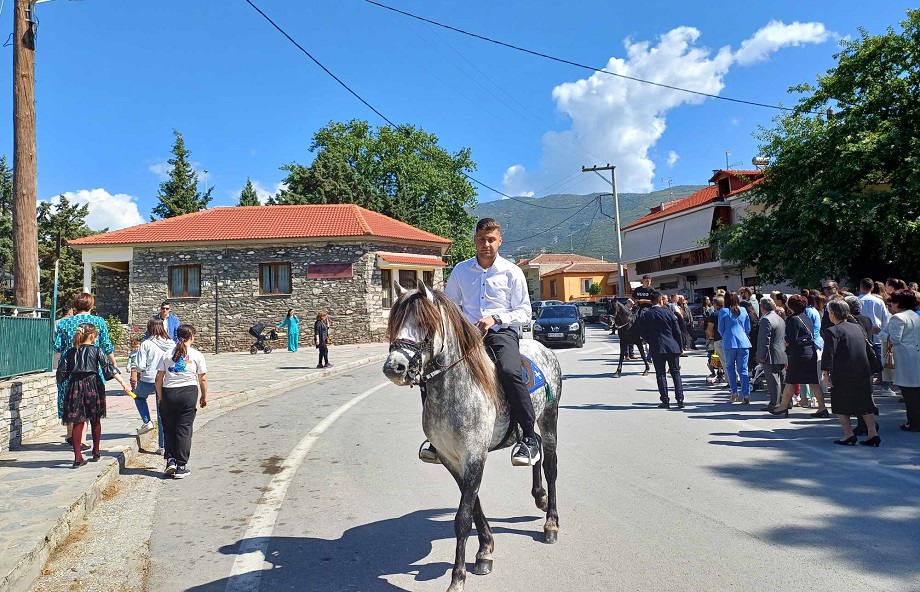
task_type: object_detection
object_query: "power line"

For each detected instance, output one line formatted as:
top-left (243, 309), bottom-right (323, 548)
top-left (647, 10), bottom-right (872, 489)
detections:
top-left (504, 198), bottom-right (598, 244)
top-left (363, 0), bottom-right (821, 115)
top-left (243, 0), bottom-right (591, 211)
top-left (576, 201), bottom-right (601, 252)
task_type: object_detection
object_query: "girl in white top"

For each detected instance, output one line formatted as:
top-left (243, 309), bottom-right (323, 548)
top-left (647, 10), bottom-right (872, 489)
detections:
top-left (155, 324), bottom-right (208, 478)
top-left (131, 319), bottom-right (174, 448)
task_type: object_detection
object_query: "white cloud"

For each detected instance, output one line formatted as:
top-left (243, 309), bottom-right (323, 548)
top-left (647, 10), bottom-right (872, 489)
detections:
top-left (49, 189), bottom-right (145, 231)
top-left (733, 20), bottom-right (831, 66)
top-left (249, 180), bottom-right (287, 204)
top-left (502, 21), bottom-right (831, 195)
top-left (148, 160), bottom-right (208, 182)
top-left (666, 150), bottom-right (680, 168)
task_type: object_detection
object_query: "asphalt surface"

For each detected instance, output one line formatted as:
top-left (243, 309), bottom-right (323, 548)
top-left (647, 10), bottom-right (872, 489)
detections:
top-left (33, 326), bottom-right (920, 592)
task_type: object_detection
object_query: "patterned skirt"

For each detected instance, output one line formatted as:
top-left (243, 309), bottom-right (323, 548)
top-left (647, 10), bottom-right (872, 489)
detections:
top-left (62, 373), bottom-right (107, 424)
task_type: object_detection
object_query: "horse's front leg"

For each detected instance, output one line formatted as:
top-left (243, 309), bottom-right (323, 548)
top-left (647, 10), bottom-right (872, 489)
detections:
top-left (614, 333), bottom-right (624, 378)
top-left (447, 456), bottom-right (486, 592)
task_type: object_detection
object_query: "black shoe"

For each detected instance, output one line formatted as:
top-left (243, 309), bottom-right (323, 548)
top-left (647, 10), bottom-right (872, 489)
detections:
top-left (834, 435), bottom-right (857, 446)
top-left (418, 440), bottom-right (441, 464)
top-left (657, 402), bottom-right (670, 409)
top-left (72, 458), bottom-right (88, 468)
top-left (860, 435), bottom-right (881, 447)
top-left (90, 453), bottom-right (101, 462)
top-left (900, 424), bottom-right (920, 432)
top-left (677, 400), bottom-right (685, 409)
top-left (770, 407), bottom-right (790, 417)
top-left (760, 406), bottom-right (774, 412)
top-left (511, 435), bottom-right (541, 467)
top-left (810, 408), bottom-right (830, 418)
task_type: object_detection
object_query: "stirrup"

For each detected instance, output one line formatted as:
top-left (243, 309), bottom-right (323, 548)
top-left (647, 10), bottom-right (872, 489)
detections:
top-left (418, 441), bottom-right (441, 464)
top-left (511, 437), bottom-right (541, 467)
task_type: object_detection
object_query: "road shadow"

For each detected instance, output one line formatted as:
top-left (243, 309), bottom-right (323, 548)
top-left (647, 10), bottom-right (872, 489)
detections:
top-left (186, 508), bottom-right (545, 591)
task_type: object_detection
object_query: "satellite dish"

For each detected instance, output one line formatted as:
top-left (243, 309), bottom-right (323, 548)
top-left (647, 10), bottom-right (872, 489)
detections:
top-left (752, 156), bottom-right (769, 169)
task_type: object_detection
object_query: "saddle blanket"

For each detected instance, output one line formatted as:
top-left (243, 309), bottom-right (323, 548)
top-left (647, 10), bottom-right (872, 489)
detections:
top-left (520, 355), bottom-right (547, 395)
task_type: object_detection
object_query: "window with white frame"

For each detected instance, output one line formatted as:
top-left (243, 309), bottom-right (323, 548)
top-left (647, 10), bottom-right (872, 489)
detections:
top-left (582, 278), bottom-right (593, 294)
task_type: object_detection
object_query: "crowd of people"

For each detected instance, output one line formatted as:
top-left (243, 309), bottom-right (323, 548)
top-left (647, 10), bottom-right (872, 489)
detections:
top-left (53, 293), bottom-right (334, 477)
top-left (630, 275), bottom-right (920, 447)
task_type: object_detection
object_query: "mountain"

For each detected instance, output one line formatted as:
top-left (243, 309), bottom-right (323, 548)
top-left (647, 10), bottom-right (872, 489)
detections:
top-left (470, 185), bottom-right (706, 262)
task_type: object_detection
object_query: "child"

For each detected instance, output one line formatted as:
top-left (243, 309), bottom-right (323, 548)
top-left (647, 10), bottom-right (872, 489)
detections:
top-left (132, 319), bottom-right (174, 452)
top-left (314, 312), bottom-right (331, 368)
top-left (56, 323), bottom-right (132, 468)
top-left (155, 324), bottom-right (208, 479)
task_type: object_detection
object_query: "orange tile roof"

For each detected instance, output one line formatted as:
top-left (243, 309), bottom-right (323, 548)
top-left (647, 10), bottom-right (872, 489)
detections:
top-left (623, 185), bottom-right (720, 230)
top-left (68, 205), bottom-right (451, 247)
top-left (376, 252), bottom-right (447, 267)
top-left (541, 262), bottom-right (619, 277)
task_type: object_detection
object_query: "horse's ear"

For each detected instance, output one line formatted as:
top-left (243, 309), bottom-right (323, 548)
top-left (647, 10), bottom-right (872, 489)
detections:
top-left (417, 279), bottom-right (434, 302)
top-left (393, 280), bottom-right (406, 298)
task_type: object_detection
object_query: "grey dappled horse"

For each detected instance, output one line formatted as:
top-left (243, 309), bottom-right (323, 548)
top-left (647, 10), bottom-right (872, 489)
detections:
top-left (383, 281), bottom-right (562, 592)
top-left (612, 301), bottom-right (650, 378)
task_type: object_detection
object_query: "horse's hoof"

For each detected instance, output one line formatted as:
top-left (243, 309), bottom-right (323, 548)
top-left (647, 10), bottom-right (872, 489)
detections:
top-left (544, 530), bottom-right (558, 545)
top-left (472, 559), bottom-right (493, 575)
top-left (613, 373), bottom-right (620, 379)
top-left (642, 370), bottom-right (650, 376)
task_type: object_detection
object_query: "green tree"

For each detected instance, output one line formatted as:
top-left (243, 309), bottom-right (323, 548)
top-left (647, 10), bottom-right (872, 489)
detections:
top-left (238, 178), bottom-right (261, 206)
top-left (37, 196), bottom-right (98, 313)
top-left (274, 120), bottom-right (477, 264)
top-left (151, 130), bottom-right (212, 220)
top-left (712, 10), bottom-right (920, 287)
top-left (0, 156), bottom-right (11, 303)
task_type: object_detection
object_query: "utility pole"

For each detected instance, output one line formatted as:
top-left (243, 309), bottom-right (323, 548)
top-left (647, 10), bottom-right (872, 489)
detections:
top-left (12, 0), bottom-right (39, 307)
top-left (582, 164), bottom-right (625, 297)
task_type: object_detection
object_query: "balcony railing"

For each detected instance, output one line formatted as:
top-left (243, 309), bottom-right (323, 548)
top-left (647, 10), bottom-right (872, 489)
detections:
top-left (635, 247), bottom-right (717, 276)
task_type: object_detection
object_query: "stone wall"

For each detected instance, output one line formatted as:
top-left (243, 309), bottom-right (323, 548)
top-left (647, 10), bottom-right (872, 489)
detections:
top-left (95, 267), bottom-right (129, 323)
top-left (1, 372), bottom-right (57, 453)
top-left (125, 242), bottom-right (444, 352)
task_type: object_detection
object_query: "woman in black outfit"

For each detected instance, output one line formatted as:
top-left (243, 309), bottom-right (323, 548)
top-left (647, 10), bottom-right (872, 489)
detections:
top-left (314, 311), bottom-right (331, 368)
top-left (823, 300), bottom-right (880, 446)
top-left (772, 294), bottom-right (825, 417)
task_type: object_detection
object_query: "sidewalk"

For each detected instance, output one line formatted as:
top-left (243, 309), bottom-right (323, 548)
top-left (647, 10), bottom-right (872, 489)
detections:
top-left (0, 342), bottom-right (389, 592)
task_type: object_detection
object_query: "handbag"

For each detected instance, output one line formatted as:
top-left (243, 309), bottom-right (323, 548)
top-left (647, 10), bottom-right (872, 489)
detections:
top-left (794, 316), bottom-right (815, 348)
top-left (865, 339), bottom-right (883, 375)
top-left (883, 338), bottom-right (895, 370)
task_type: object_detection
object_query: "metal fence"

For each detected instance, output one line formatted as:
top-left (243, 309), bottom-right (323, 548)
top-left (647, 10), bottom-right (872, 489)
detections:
top-left (0, 305), bottom-right (54, 381)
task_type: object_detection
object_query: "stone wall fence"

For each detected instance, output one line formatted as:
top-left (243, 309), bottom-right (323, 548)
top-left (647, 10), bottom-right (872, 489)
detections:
top-left (0, 372), bottom-right (58, 453)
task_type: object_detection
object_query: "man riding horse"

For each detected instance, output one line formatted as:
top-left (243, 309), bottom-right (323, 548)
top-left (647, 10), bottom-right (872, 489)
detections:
top-left (419, 217), bottom-right (541, 467)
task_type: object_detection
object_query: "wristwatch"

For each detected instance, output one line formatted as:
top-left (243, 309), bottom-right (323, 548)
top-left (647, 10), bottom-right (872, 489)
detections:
top-left (492, 314), bottom-right (503, 326)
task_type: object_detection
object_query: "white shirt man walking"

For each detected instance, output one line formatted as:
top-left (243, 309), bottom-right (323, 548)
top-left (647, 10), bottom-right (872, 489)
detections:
top-left (420, 217), bottom-right (539, 466)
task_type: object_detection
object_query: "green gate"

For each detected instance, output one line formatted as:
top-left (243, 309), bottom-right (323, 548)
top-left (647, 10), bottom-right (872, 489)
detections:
top-left (0, 306), bottom-right (54, 380)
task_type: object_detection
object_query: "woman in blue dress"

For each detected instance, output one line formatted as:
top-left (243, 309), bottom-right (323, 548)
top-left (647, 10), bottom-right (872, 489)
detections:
top-left (278, 308), bottom-right (300, 352)
top-left (54, 293), bottom-right (116, 446)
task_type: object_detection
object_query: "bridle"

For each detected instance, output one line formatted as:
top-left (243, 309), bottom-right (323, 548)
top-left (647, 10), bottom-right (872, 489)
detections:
top-left (388, 326), bottom-right (485, 387)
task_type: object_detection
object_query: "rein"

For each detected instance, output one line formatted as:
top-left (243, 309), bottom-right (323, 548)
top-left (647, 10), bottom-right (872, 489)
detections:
top-left (389, 328), bottom-right (487, 387)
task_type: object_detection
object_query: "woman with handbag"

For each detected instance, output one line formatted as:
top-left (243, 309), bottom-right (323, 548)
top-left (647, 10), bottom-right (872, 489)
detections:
top-left (772, 294), bottom-right (828, 417)
top-left (822, 300), bottom-right (880, 446)
top-left (314, 311), bottom-right (332, 368)
top-left (880, 289), bottom-right (920, 432)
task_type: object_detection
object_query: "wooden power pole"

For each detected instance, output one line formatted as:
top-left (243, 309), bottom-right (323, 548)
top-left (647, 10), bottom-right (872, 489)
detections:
top-left (12, 0), bottom-right (39, 308)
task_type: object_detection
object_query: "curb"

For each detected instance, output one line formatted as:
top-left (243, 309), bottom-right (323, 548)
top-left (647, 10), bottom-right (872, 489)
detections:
top-left (2, 353), bottom-right (387, 592)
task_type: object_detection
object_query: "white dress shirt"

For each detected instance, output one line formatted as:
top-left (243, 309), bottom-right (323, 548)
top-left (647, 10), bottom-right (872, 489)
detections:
top-left (445, 254), bottom-right (532, 333)
top-left (858, 292), bottom-right (890, 344)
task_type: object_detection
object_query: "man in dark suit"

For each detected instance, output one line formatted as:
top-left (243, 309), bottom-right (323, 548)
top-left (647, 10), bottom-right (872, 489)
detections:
top-left (756, 297), bottom-right (787, 412)
top-left (638, 290), bottom-right (685, 408)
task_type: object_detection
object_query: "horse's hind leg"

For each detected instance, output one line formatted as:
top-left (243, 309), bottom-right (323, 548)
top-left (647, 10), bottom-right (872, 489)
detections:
top-left (471, 496), bottom-right (494, 575)
top-left (638, 339), bottom-right (650, 376)
top-left (532, 459), bottom-right (548, 511)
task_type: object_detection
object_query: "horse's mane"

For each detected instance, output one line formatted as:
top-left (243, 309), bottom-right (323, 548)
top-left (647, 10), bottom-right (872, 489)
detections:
top-left (387, 289), bottom-right (500, 408)
top-left (615, 301), bottom-right (633, 323)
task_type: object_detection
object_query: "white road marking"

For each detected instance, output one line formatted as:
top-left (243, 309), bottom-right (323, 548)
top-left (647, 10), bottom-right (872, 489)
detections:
top-left (224, 381), bottom-right (392, 592)
top-left (555, 346), bottom-right (611, 356)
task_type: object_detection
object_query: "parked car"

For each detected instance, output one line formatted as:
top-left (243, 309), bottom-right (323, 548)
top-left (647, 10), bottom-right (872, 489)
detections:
top-left (533, 305), bottom-right (585, 348)
top-left (567, 300), bottom-right (595, 321)
top-left (532, 299), bottom-right (563, 319)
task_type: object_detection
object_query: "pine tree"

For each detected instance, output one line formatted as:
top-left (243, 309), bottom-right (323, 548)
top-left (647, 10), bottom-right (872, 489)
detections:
top-left (37, 196), bottom-right (97, 312)
top-left (151, 130), bottom-right (213, 220)
top-left (238, 178), bottom-right (261, 206)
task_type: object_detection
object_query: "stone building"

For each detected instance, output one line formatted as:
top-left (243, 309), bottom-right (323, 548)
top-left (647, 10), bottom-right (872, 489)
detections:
top-left (68, 205), bottom-right (450, 351)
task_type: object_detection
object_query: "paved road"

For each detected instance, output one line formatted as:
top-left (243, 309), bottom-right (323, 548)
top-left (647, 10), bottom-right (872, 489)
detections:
top-left (33, 326), bottom-right (920, 592)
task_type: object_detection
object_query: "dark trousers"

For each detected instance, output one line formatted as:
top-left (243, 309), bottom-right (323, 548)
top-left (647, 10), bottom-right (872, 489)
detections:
top-left (160, 385), bottom-right (198, 466)
top-left (318, 342), bottom-right (329, 366)
top-left (651, 353), bottom-right (683, 403)
top-left (765, 363), bottom-right (786, 408)
top-left (901, 386), bottom-right (920, 428)
top-left (485, 329), bottom-right (535, 436)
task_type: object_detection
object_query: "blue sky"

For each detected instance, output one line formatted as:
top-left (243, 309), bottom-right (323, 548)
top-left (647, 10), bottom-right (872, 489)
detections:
top-left (0, 0), bottom-right (911, 230)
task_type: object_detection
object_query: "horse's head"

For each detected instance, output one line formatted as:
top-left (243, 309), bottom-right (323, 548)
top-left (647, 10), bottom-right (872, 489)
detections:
top-left (614, 301), bottom-right (633, 325)
top-left (383, 280), bottom-right (446, 386)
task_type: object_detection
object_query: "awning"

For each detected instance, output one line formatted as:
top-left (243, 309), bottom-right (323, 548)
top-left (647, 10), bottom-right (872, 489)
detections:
top-left (376, 251), bottom-right (447, 268)
top-left (659, 208), bottom-right (714, 257)
top-left (621, 222), bottom-right (665, 263)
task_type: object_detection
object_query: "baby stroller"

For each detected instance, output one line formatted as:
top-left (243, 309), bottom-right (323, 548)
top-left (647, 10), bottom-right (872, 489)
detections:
top-left (248, 323), bottom-right (278, 354)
